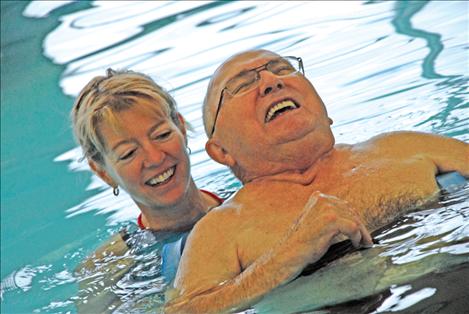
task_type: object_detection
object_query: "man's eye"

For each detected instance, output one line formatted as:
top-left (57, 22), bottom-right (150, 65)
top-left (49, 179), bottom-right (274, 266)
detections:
top-left (232, 82), bottom-right (253, 94)
top-left (227, 71), bottom-right (257, 95)
top-left (271, 65), bottom-right (294, 75)
top-left (119, 149), bottom-right (136, 160)
top-left (269, 59), bottom-right (295, 75)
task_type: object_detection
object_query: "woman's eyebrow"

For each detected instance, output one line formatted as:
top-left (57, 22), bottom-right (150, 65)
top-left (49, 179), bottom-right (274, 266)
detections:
top-left (147, 119), bottom-right (166, 137)
top-left (111, 139), bottom-right (135, 152)
top-left (110, 119), bottom-right (166, 152)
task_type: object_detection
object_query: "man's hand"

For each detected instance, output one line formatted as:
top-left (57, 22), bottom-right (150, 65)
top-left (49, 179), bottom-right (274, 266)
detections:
top-left (287, 191), bottom-right (373, 265)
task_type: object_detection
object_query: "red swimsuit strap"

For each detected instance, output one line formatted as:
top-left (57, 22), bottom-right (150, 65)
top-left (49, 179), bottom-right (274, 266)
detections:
top-left (200, 189), bottom-right (224, 205)
top-left (137, 213), bottom-right (146, 230)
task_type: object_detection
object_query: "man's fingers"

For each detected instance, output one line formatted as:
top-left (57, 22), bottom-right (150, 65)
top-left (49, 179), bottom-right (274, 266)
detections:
top-left (359, 224), bottom-right (374, 248)
top-left (304, 192), bottom-right (374, 249)
top-left (304, 192), bottom-right (320, 211)
top-left (350, 230), bottom-right (362, 248)
top-left (337, 219), bottom-right (373, 249)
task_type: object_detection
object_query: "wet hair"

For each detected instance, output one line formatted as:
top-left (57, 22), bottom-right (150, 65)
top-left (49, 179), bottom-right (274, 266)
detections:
top-left (71, 69), bottom-right (179, 164)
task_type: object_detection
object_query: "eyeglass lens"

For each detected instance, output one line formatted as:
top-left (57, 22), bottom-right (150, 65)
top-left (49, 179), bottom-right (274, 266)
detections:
top-left (225, 57), bottom-right (300, 96)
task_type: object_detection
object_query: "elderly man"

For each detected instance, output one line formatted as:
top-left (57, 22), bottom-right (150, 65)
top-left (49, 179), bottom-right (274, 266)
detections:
top-left (165, 49), bottom-right (469, 313)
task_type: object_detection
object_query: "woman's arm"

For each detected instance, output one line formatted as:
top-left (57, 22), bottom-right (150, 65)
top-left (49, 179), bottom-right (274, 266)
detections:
top-left (74, 231), bottom-right (134, 313)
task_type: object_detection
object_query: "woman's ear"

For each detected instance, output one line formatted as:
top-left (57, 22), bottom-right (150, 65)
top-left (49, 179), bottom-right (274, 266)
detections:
top-left (205, 139), bottom-right (236, 167)
top-left (176, 112), bottom-right (187, 137)
top-left (88, 159), bottom-right (116, 188)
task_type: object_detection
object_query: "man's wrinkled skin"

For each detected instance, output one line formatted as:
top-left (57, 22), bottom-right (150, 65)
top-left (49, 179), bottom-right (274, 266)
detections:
top-left (165, 50), bottom-right (469, 313)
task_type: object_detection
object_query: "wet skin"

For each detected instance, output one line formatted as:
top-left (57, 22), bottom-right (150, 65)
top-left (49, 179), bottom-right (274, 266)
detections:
top-left (167, 50), bottom-right (469, 313)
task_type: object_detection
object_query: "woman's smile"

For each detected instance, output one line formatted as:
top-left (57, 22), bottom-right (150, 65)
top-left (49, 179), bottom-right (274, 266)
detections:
top-left (145, 166), bottom-right (176, 187)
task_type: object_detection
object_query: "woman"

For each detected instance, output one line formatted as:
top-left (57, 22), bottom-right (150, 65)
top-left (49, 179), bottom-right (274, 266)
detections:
top-left (71, 69), bottom-right (223, 312)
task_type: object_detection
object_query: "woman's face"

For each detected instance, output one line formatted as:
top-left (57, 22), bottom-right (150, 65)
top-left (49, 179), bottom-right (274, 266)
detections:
top-left (92, 99), bottom-right (191, 210)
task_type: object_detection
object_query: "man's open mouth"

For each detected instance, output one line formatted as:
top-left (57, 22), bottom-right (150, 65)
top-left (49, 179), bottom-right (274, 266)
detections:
top-left (145, 166), bottom-right (175, 187)
top-left (265, 99), bottom-right (299, 123)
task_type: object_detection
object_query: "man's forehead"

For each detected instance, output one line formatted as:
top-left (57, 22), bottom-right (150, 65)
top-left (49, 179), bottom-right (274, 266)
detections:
top-left (215, 50), bottom-right (280, 83)
top-left (204, 49), bottom-right (281, 135)
top-left (208, 50), bottom-right (280, 101)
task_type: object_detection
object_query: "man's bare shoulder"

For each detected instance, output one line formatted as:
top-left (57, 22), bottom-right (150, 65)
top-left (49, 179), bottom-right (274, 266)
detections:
top-left (357, 131), bottom-right (427, 146)
top-left (364, 130), bottom-right (467, 146)
top-left (192, 194), bottom-right (245, 236)
top-left (213, 184), bottom-right (267, 208)
top-left (204, 182), bottom-right (299, 218)
top-left (351, 131), bottom-right (464, 157)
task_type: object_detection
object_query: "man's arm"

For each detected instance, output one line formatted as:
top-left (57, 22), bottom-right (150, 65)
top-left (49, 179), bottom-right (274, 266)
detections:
top-left (165, 192), bottom-right (373, 313)
top-left (372, 131), bottom-right (469, 176)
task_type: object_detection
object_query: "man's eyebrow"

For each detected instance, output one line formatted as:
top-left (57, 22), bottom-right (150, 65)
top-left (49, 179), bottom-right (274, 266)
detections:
top-left (234, 68), bottom-right (251, 76)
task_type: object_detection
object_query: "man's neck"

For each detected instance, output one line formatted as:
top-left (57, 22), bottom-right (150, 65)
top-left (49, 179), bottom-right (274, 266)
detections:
top-left (249, 148), bottom-right (336, 186)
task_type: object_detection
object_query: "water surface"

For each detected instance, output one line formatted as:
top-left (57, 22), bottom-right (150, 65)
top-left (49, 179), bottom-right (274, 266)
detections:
top-left (1, 1), bottom-right (468, 313)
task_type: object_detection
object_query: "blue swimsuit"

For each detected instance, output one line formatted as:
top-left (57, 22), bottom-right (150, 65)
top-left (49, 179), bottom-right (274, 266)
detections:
top-left (136, 190), bottom-right (224, 283)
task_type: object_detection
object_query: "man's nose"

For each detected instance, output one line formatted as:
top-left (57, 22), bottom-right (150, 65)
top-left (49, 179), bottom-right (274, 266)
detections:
top-left (258, 71), bottom-right (284, 96)
top-left (142, 143), bottom-right (165, 168)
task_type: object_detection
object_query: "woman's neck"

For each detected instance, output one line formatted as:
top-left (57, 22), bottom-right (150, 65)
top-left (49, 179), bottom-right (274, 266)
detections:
top-left (138, 181), bottom-right (219, 233)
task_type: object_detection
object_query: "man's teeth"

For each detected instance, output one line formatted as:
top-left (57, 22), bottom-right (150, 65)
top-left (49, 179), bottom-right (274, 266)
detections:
top-left (265, 100), bottom-right (298, 122)
top-left (147, 167), bottom-right (175, 186)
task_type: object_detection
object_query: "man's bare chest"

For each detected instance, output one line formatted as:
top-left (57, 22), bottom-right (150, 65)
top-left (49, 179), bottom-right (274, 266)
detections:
top-left (235, 154), bottom-right (440, 267)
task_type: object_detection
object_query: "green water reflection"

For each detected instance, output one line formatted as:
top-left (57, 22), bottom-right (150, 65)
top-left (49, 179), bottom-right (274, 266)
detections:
top-left (1, 1), bottom-right (468, 313)
top-left (1, 2), bottom-right (110, 311)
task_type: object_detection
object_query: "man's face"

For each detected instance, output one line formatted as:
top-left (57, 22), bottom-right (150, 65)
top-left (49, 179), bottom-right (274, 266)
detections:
top-left (206, 50), bottom-right (335, 180)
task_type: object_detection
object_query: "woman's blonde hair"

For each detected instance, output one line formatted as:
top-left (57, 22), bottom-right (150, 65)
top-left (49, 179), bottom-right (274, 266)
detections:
top-left (71, 69), bottom-right (179, 163)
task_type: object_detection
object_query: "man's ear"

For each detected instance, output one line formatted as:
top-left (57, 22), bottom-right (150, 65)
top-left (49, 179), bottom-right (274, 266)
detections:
top-left (88, 159), bottom-right (116, 187)
top-left (205, 139), bottom-right (236, 167)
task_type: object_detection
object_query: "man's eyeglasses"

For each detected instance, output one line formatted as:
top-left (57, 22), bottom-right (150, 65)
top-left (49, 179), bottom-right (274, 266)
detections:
top-left (209, 56), bottom-right (304, 137)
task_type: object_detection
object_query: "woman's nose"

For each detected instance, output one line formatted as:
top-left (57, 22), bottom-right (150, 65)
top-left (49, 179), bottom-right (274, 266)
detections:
top-left (142, 144), bottom-right (165, 168)
top-left (259, 71), bottom-right (284, 96)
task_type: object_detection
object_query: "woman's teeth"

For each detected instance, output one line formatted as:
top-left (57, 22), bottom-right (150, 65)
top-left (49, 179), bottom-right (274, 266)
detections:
top-left (146, 167), bottom-right (175, 186)
top-left (265, 100), bottom-right (298, 122)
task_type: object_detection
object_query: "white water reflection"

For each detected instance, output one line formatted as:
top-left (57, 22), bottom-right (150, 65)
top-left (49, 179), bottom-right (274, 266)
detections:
top-left (372, 285), bottom-right (436, 313)
top-left (14, 1), bottom-right (469, 312)
top-left (32, 0), bottom-right (468, 225)
top-left (254, 186), bottom-right (469, 313)
top-left (23, 0), bottom-right (75, 18)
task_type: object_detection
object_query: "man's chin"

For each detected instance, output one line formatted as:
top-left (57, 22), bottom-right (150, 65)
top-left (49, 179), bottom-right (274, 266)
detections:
top-left (268, 121), bottom-right (316, 145)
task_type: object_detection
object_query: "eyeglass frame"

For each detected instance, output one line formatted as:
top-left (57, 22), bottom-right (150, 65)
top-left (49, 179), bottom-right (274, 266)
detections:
top-left (208, 56), bottom-right (304, 137)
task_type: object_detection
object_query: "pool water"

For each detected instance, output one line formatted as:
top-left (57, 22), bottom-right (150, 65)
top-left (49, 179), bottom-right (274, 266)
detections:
top-left (1, 1), bottom-right (468, 313)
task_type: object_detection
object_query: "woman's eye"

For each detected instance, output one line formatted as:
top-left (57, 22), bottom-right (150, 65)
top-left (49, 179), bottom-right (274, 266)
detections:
top-left (119, 149), bottom-right (136, 160)
top-left (154, 131), bottom-right (172, 140)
